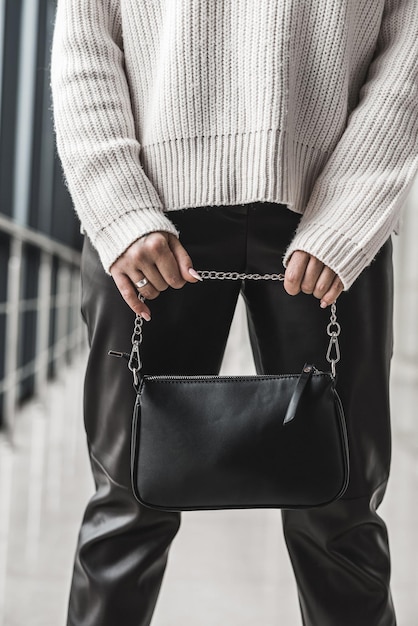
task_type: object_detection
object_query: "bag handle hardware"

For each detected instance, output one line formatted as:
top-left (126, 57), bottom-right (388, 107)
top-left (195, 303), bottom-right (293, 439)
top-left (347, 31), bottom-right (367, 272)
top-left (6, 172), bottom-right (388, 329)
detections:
top-left (109, 271), bottom-right (341, 386)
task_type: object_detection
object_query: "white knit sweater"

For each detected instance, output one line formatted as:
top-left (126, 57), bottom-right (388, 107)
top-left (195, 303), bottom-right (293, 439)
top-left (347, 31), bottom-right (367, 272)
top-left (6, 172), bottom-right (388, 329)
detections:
top-left (50, 0), bottom-right (418, 289)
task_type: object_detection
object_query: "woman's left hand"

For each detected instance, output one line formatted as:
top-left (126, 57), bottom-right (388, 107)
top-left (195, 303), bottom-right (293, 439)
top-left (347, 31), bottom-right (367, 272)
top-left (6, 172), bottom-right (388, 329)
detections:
top-left (284, 250), bottom-right (344, 308)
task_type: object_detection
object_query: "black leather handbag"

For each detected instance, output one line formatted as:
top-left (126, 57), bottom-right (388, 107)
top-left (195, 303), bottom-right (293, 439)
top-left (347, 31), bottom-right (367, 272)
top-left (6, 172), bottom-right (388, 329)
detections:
top-left (110, 271), bottom-right (349, 512)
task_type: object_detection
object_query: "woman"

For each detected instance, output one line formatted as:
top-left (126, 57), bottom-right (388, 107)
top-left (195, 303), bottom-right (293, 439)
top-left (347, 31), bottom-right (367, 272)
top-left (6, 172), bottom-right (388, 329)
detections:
top-left (51, 1), bottom-right (418, 624)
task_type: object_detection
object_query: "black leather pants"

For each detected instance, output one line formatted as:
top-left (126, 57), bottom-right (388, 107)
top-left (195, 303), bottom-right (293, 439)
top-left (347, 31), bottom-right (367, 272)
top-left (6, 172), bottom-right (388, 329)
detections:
top-left (69, 202), bottom-right (396, 626)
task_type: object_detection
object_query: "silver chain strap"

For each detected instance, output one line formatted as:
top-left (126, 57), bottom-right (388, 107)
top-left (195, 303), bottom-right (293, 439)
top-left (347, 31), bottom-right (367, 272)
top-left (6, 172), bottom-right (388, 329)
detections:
top-left (198, 271), bottom-right (285, 282)
top-left (129, 271), bottom-right (341, 383)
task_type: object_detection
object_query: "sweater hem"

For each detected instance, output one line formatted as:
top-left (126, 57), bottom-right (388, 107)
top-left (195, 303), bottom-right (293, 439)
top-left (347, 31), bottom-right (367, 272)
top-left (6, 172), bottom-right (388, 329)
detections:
top-left (140, 128), bottom-right (330, 216)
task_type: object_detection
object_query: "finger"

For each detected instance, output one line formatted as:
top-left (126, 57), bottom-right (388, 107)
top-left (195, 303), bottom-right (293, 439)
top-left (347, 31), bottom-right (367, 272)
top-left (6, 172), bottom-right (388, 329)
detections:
top-left (300, 256), bottom-right (324, 294)
top-left (144, 235), bottom-right (186, 289)
top-left (133, 277), bottom-right (160, 301)
top-left (131, 269), bottom-right (162, 300)
top-left (132, 271), bottom-right (148, 290)
top-left (312, 266), bottom-right (338, 300)
top-left (168, 234), bottom-right (199, 283)
top-left (132, 266), bottom-right (168, 294)
top-left (284, 251), bottom-right (310, 296)
top-left (320, 276), bottom-right (344, 308)
top-left (111, 272), bottom-right (152, 318)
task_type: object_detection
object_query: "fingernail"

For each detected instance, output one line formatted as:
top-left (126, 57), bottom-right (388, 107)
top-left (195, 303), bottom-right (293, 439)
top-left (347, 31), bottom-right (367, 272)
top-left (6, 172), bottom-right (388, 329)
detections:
top-left (188, 268), bottom-right (203, 281)
top-left (141, 312), bottom-right (151, 321)
top-left (320, 301), bottom-right (327, 309)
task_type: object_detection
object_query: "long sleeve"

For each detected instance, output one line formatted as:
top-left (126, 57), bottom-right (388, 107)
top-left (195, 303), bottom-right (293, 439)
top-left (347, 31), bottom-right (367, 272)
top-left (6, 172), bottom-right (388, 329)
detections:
top-left (283, 0), bottom-right (418, 289)
top-left (50, 0), bottom-right (178, 273)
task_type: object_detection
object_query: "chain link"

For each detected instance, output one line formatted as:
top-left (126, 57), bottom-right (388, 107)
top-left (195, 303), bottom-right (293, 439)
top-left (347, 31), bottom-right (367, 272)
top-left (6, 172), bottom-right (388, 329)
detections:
top-left (198, 270), bottom-right (285, 281)
top-left (326, 302), bottom-right (341, 377)
top-left (129, 297), bottom-right (144, 387)
top-left (130, 312), bottom-right (144, 347)
top-left (129, 272), bottom-right (341, 382)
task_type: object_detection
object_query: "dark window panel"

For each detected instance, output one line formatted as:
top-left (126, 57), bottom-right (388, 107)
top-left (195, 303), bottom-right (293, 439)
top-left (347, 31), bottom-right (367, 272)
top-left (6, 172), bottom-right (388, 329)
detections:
top-left (29, 0), bottom-right (57, 237)
top-left (0, 0), bottom-right (22, 217)
top-left (47, 254), bottom-right (58, 379)
top-left (17, 243), bottom-right (40, 403)
top-left (0, 232), bottom-right (10, 425)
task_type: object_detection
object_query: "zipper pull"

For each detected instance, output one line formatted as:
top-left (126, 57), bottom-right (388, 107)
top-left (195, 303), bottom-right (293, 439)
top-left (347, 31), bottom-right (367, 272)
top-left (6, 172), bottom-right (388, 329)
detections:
top-left (283, 364), bottom-right (315, 425)
top-left (108, 350), bottom-right (131, 361)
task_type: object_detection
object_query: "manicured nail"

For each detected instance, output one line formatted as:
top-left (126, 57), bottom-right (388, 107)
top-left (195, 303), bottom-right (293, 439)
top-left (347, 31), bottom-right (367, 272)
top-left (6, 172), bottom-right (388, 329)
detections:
top-left (188, 268), bottom-right (203, 281)
top-left (141, 312), bottom-right (151, 321)
top-left (320, 301), bottom-right (328, 309)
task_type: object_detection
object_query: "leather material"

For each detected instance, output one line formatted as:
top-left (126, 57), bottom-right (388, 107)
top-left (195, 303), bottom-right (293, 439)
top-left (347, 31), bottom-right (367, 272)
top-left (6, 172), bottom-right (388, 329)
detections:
top-left (132, 368), bottom-right (349, 510)
top-left (283, 363), bottom-right (314, 424)
top-left (71, 202), bottom-right (396, 626)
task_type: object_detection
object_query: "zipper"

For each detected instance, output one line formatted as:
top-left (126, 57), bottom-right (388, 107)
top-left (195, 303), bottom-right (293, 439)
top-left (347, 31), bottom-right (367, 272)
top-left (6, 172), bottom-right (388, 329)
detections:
top-left (144, 367), bottom-right (321, 382)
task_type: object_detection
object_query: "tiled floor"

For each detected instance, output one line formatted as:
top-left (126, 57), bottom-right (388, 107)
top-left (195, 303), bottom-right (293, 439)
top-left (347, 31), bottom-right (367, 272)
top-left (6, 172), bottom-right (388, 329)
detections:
top-left (0, 298), bottom-right (417, 626)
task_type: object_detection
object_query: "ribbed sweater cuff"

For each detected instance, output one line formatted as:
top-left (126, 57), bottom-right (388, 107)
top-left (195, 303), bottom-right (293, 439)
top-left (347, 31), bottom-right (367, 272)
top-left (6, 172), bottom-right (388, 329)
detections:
top-left (283, 221), bottom-right (370, 290)
top-left (92, 208), bottom-right (180, 274)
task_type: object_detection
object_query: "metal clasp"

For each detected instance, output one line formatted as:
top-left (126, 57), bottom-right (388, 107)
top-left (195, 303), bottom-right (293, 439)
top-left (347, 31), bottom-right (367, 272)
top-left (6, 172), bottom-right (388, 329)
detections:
top-left (128, 313), bottom-right (144, 387)
top-left (128, 341), bottom-right (141, 387)
top-left (326, 302), bottom-right (341, 378)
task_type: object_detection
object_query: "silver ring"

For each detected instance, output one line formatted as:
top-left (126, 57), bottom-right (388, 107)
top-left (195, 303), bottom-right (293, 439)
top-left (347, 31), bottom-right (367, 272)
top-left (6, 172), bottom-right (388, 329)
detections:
top-left (135, 277), bottom-right (149, 289)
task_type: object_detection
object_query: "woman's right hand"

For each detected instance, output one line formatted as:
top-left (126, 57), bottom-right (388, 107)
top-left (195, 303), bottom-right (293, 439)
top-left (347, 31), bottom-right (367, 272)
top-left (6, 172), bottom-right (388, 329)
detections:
top-left (110, 231), bottom-right (201, 320)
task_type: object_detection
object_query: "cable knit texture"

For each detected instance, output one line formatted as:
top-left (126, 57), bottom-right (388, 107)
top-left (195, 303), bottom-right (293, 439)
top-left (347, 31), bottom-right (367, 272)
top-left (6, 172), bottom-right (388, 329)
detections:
top-left (50, 0), bottom-right (418, 287)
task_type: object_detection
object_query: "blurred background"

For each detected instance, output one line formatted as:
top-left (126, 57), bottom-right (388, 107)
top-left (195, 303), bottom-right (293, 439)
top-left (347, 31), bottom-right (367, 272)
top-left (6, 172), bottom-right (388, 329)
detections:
top-left (0, 1), bottom-right (417, 625)
top-left (0, 0), bottom-right (84, 435)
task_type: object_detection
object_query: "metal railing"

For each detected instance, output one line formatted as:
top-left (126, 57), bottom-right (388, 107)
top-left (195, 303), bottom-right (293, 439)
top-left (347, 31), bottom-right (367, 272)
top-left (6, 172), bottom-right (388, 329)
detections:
top-left (0, 213), bottom-right (85, 439)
